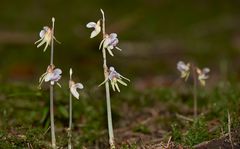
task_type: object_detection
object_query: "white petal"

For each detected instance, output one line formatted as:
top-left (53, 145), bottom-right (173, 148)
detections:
top-left (75, 83), bottom-right (84, 89)
top-left (90, 29), bottom-right (100, 38)
top-left (54, 68), bottom-right (62, 75)
top-left (103, 38), bottom-right (111, 48)
top-left (107, 47), bottom-right (114, 56)
top-left (86, 22), bottom-right (96, 28)
top-left (116, 46), bottom-right (122, 51)
top-left (109, 67), bottom-right (115, 72)
top-left (110, 33), bottom-right (117, 38)
top-left (39, 30), bottom-right (46, 38)
top-left (177, 61), bottom-right (189, 72)
top-left (44, 73), bottom-right (52, 82)
top-left (70, 86), bottom-right (79, 99)
top-left (99, 38), bottom-right (106, 49)
top-left (51, 74), bottom-right (61, 82)
top-left (203, 68), bottom-right (210, 74)
top-left (43, 26), bottom-right (49, 31)
top-left (112, 38), bottom-right (119, 46)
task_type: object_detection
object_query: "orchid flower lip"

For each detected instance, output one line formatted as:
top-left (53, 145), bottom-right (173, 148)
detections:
top-left (68, 68), bottom-right (84, 99)
top-left (100, 33), bottom-right (122, 56)
top-left (70, 81), bottom-right (84, 99)
top-left (35, 20), bottom-right (60, 52)
top-left (38, 65), bottom-right (62, 89)
top-left (86, 20), bottom-right (101, 38)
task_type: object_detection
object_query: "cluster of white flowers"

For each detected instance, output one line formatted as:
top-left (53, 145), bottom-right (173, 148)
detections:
top-left (36, 24), bottom-right (83, 99)
top-left (177, 61), bottom-right (210, 86)
top-left (99, 67), bottom-right (130, 92)
top-left (87, 10), bottom-right (130, 92)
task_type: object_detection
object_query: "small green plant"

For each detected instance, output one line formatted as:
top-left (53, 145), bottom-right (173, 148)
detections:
top-left (68, 68), bottom-right (84, 149)
top-left (171, 124), bottom-right (182, 143)
top-left (184, 118), bottom-right (209, 147)
top-left (133, 124), bottom-right (150, 134)
top-left (120, 143), bottom-right (137, 149)
top-left (177, 61), bottom-right (210, 118)
top-left (35, 17), bottom-right (61, 148)
top-left (86, 9), bottom-right (130, 149)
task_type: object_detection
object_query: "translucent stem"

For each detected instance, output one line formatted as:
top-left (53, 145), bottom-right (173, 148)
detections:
top-left (50, 85), bottom-right (56, 148)
top-left (68, 70), bottom-right (73, 149)
top-left (68, 93), bottom-right (72, 149)
top-left (50, 17), bottom-right (56, 148)
top-left (101, 9), bottom-right (115, 149)
top-left (50, 17), bottom-right (55, 66)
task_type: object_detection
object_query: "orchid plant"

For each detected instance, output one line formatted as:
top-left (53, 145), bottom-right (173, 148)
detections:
top-left (68, 68), bottom-right (84, 149)
top-left (99, 66), bottom-right (130, 92)
top-left (86, 9), bottom-right (130, 149)
top-left (36, 17), bottom-right (60, 148)
top-left (177, 61), bottom-right (210, 118)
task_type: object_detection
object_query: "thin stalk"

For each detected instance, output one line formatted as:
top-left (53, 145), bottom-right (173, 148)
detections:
top-left (68, 71), bottom-right (73, 149)
top-left (68, 92), bottom-right (72, 149)
top-left (50, 18), bottom-right (55, 66)
top-left (192, 64), bottom-right (198, 118)
top-left (100, 9), bottom-right (115, 149)
top-left (50, 85), bottom-right (56, 148)
top-left (50, 17), bottom-right (56, 149)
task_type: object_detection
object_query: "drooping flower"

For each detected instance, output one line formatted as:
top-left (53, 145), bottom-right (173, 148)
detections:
top-left (69, 68), bottom-right (84, 99)
top-left (38, 65), bottom-right (62, 89)
top-left (99, 67), bottom-right (130, 92)
top-left (35, 26), bottom-right (60, 52)
top-left (196, 67), bottom-right (210, 86)
top-left (86, 20), bottom-right (101, 38)
top-left (99, 33), bottom-right (122, 56)
top-left (177, 61), bottom-right (191, 81)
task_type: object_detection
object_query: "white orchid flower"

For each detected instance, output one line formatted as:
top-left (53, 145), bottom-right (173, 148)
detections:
top-left (99, 67), bottom-right (130, 92)
top-left (38, 65), bottom-right (62, 89)
top-left (196, 67), bottom-right (210, 86)
top-left (69, 68), bottom-right (84, 99)
top-left (86, 20), bottom-right (101, 38)
top-left (99, 33), bottom-right (122, 56)
top-left (35, 26), bottom-right (60, 52)
top-left (177, 61), bottom-right (191, 81)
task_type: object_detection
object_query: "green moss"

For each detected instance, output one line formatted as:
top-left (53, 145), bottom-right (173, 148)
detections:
top-left (120, 143), bottom-right (137, 149)
top-left (133, 124), bottom-right (150, 134)
top-left (183, 118), bottom-right (209, 147)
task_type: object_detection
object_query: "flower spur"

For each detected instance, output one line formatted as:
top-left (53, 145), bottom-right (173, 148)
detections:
top-left (38, 65), bottom-right (62, 89)
top-left (99, 67), bottom-right (130, 92)
top-left (35, 26), bottom-right (60, 52)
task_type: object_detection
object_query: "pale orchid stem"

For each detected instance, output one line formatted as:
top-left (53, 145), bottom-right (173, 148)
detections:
top-left (192, 64), bottom-right (198, 119)
top-left (50, 85), bottom-right (56, 149)
top-left (51, 17), bottom-right (55, 66)
top-left (100, 9), bottom-right (115, 149)
top-left (68, 69), bottom-right (73, 149)
top-left (68, 91), bottom-right (73, 149)
top-left (50, 17), bottom-right (56, 149)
